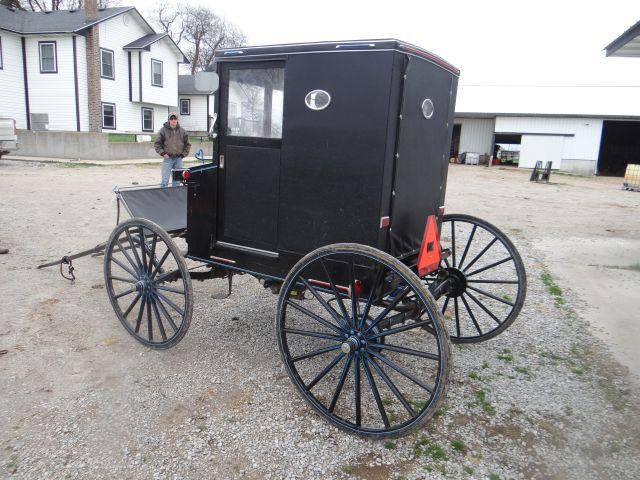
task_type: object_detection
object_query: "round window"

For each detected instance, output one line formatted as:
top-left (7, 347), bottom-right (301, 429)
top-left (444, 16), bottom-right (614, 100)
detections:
top-left (421, 98), bottom-right (434, 119)
top-left (305, 90), bottom-right (331, 111)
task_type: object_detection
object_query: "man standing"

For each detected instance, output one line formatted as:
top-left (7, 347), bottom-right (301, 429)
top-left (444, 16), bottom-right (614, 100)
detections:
top-left (154, 112), bottom-right (191, 187)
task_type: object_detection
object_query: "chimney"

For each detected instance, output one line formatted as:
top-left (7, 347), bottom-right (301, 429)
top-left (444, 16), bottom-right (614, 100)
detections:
top-left (85, 0), bottom-right (98, 21)
top-left (85, 0), bottom-right (102, 131)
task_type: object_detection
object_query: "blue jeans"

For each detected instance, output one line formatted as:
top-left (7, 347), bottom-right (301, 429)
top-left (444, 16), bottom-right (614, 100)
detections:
top-left (161, 157), bottom-right (183, 187)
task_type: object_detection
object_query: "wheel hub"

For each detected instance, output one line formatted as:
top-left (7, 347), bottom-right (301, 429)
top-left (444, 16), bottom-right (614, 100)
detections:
top-left (443, 267), bottom-right (467, 298)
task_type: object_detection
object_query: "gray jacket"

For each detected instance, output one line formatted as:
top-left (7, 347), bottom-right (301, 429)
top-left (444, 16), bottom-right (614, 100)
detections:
top-left (154, 122), bottom-right (191, 158)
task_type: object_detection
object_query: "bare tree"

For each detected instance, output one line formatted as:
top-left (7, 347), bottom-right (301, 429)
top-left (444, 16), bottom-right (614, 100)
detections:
top-left (19, 0), bottom-right (120, 11)
top-left (154, 3), bottom-right (246, 73)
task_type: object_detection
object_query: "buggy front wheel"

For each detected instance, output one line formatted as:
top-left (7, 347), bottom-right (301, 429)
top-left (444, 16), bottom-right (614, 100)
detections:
top-left (276, 243), bottom-right (451, 438)
top-left (104, 218), bottom-right (193, 349)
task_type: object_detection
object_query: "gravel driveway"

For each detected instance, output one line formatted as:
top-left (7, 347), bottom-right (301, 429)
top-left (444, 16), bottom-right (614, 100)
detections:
top-left (1, 160), bottom-right (639, 479)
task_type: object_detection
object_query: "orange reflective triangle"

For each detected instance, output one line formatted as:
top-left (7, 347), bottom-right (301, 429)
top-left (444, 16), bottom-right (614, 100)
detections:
top-left (417, 214), bottom-right (442, 277)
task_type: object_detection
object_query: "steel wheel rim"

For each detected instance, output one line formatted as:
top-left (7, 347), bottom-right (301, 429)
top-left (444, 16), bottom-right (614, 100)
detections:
top-left (105, 220), bottom-right (191, 348)
top-left (277, 245), bottom-right (449, 438)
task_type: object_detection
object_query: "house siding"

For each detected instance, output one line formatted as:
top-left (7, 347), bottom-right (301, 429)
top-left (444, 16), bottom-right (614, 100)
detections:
top-left (98, 12), bottom-right (179, 132)
top-left (178, 95), bottom-right (210, 132)
top-left (25, 35), bottom-right (78, 131)
top-left (0, 32), bottom-right (26, 129)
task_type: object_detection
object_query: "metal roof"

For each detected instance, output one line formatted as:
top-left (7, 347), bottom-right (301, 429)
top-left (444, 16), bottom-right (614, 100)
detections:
top-left (605, 19), bottom-right (640, 57)
top-left (123, 33), bottom-right (168, 50)
top-left (178, 75), bottom-right (214, 95)
top-left (0, 5), bottom-right (133, 34)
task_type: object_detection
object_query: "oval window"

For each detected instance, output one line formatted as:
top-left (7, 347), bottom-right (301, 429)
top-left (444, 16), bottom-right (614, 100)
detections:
top-left (421, 98), bottom-right (434, 119)
top-left (305, 90), bottom-right (331, 111)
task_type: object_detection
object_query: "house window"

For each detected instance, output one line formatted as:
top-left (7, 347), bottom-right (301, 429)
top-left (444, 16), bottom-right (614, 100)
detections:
top-left (0, 36), bottom-right (3, 70)
top-left (180, 99), bottom-right (190, 115)
top-left (39, 41), bottom-right (57, 73)
top-left (151, 59), bottom-right (163, 87)
top-left (102, 103), bottom-right (116, 130)
top-left (141, 107), bottom-right (154, 132)
top-left (100, 48), bottom-right (114, 79)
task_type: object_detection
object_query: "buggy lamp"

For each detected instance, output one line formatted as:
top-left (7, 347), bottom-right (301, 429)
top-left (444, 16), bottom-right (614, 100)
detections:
top-left (182, 170), bottom-right (191, 181)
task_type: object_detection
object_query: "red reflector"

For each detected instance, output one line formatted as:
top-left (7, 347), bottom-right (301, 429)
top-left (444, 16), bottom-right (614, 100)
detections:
top-left (379, 216), bottom-right (391, 229)
top-left (417, 215), bottom-right (441, 277)
top-left (182, 170), bottom-right (191, 180)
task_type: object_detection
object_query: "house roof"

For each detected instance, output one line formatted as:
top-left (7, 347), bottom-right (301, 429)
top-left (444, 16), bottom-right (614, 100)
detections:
top-left (605, 19), bottom-right (640, 57)
top-left (123, 33), bottom-right (168, 50)
top-left (178, 75), bottom-right (215, 95)
top-left (0, 5), bottom-right (133, 34)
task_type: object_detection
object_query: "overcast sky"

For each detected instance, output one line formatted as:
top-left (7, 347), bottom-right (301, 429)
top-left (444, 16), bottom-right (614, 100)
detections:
top-left (135, 0), bottom-right (640, 86)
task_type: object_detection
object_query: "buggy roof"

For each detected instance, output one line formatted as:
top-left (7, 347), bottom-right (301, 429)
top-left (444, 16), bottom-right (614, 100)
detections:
top-left (213, 39), bottom-right (460, 76)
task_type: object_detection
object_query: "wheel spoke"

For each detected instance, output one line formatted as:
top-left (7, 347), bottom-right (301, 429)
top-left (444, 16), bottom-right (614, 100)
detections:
top-left (451, 220), bottom-right (456, 267)
top-left (110, 256), bottom-right (138, 279)
top-left (153, 293), bottom-right (179, 332)
top-left (462, 236), bottom-right (498, 273)
top-left (354, 352), bottom-right (362, 427)
top-left (291, 344), bottom-right (341, 363)
top-left (115, 238), bottom-right (140, 273)
top-left (368, 350), bottom-right (433, 393)
top-left (147, 294), bottom-right (153, 341)
top-left (329, 354), bottom-right (353, 413)
top-left (320, 258), bottom-right (350, 325)
top-left (362, 354), bottom-right (390, 428)
top-left (134, 296), bottom-right (147, 333)
top-left (349, 256), bottom-right (359, 328)
top-left (367, 320), bottom-right (433, 341)
top-left (155, 284), bottom-right (185, 295)
top-left (109, 275), bottom-right (136, 284)
top-left (465, 291), bottom-right (502, 325)
top-left (365, 285), bottom-right (412, 334)
top-left (282, 328), bottom-right (343, 342)
top-left (155, 291), bottom-right (184, 317)
top-left (138, 227), bottom-right (148, 272)
top-left (366, 355), bottom-right (416, 417)
top-left (149, 295), bottom-right (167, 341)
top-left (122, 292), bottom-right (142, 318)
top-left (441, 296), bottom-right (450, 316)
top-left (150, 249), bottom-right (172, 280)
top-left (467, 285), bottom-right (515, 306)
top-left (454, 297), bottom-right (461, 337)
top-left (113, 287), bottom-right (136, 300)
top-left (466, 257), bottom-right (513, 277)
top-left (368, 342), bottom-right (440, 361)
top-left (125, 228), bottom-right (144, 271)
top-left (147, 233), bottom-right (158, 275)
top-left (460, 294), bottom-right (483, 336)
top-left (457, 224), bottom-right (477, 270)
top-left (300, 277), bottom-right (349, 331)
top-left (153, 269), bottom-right (181, 284)
top-left (307, 352), bottom-right (345, 390)
top-left (286, 300), bottom-right (344, 335)
top-left (359, 264), bottom-right (385, 331)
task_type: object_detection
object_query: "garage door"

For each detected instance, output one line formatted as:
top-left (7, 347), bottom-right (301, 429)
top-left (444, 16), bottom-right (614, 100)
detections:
top-left (519, 135), bottom-right (564, 169)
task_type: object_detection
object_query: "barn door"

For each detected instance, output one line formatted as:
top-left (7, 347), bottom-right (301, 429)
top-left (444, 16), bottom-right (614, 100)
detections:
top-left (216, 61), bottom-right (285, 256)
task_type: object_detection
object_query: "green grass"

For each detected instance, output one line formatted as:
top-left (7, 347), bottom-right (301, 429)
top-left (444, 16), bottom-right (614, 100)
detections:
top-left (497, 348), bottom-right (513, 362)
top-left (482, 361), bottom-right (490, 369)
top-left (341, 465), bottom-right (354, 474)
top-left (515, 366), bottom-right (530, 375)
top-left (489, 474), bottom-right (501, 480)
top-left (502, 294), bottom-right (513, 302)
top-left (471, 389), bottom-right (496, 416)
top-left (541, 271), bottom-right (566, 306)
top-left (468, 371), bottom-right (479, 380)
top-left (385, 441), bottom-right (397, 450)
top-left (108, 133), bottom-right (137, 142)
top-left (451, 439), bottom-right (466, 453)
top-left (463, 466), bottom-right (474, 475)
top-left (414, 436), bottom-right (447, 461)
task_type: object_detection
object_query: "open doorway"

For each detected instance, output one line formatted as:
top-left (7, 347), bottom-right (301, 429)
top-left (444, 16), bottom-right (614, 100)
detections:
top-left (494, 133), bottom-right (521, 166)
top-left (598, 120), bottom-right (640, 176)
top-left (450, 124), bottom-right (461, 159)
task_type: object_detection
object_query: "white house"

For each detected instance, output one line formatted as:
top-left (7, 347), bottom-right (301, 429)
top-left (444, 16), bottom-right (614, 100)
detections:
top-left (0, 1), bottom-right (187, 134)
top-left (177, 75), bottom-right (214, 134)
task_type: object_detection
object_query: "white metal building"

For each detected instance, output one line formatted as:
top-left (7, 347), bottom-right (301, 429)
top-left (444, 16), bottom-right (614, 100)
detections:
top-left (453, 85), bottom-right (640, 176)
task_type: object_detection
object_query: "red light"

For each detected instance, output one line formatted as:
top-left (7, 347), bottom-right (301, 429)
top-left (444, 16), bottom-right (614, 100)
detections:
top-left (182, 170), bottom-right (191, 180)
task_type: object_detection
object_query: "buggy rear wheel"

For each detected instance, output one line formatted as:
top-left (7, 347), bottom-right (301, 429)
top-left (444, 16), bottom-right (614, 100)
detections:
top-left (276, 243), bottom-right (450, 438)
top-left (427, 214), bottom-right (526, 343)
top-left (104, 218), bottom-right (193, 349)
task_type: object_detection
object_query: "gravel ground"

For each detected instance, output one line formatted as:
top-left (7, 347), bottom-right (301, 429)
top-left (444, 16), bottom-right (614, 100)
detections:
top-left (1, 160), bottom-right (639, 479)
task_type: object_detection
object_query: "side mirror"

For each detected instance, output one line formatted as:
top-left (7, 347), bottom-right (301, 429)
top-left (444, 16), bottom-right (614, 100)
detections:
top-left (195, 71), bottom-right (219, 93)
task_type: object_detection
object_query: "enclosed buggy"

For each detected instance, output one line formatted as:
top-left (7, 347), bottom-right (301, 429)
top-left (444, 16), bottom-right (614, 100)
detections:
top-left (42, 40), bottom-right (526, 438)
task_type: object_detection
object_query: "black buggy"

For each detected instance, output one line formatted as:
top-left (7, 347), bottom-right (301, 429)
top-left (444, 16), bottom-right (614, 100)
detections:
top-left (43, 40), bottom-right (526, 438)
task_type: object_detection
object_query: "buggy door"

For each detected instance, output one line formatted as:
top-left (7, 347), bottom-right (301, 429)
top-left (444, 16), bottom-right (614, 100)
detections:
top-left (217, 61), bottom-right (285, 256)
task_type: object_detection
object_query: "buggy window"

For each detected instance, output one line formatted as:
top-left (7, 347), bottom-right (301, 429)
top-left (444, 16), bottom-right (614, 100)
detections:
top-left (227, 68), bottom-right (284, 139)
